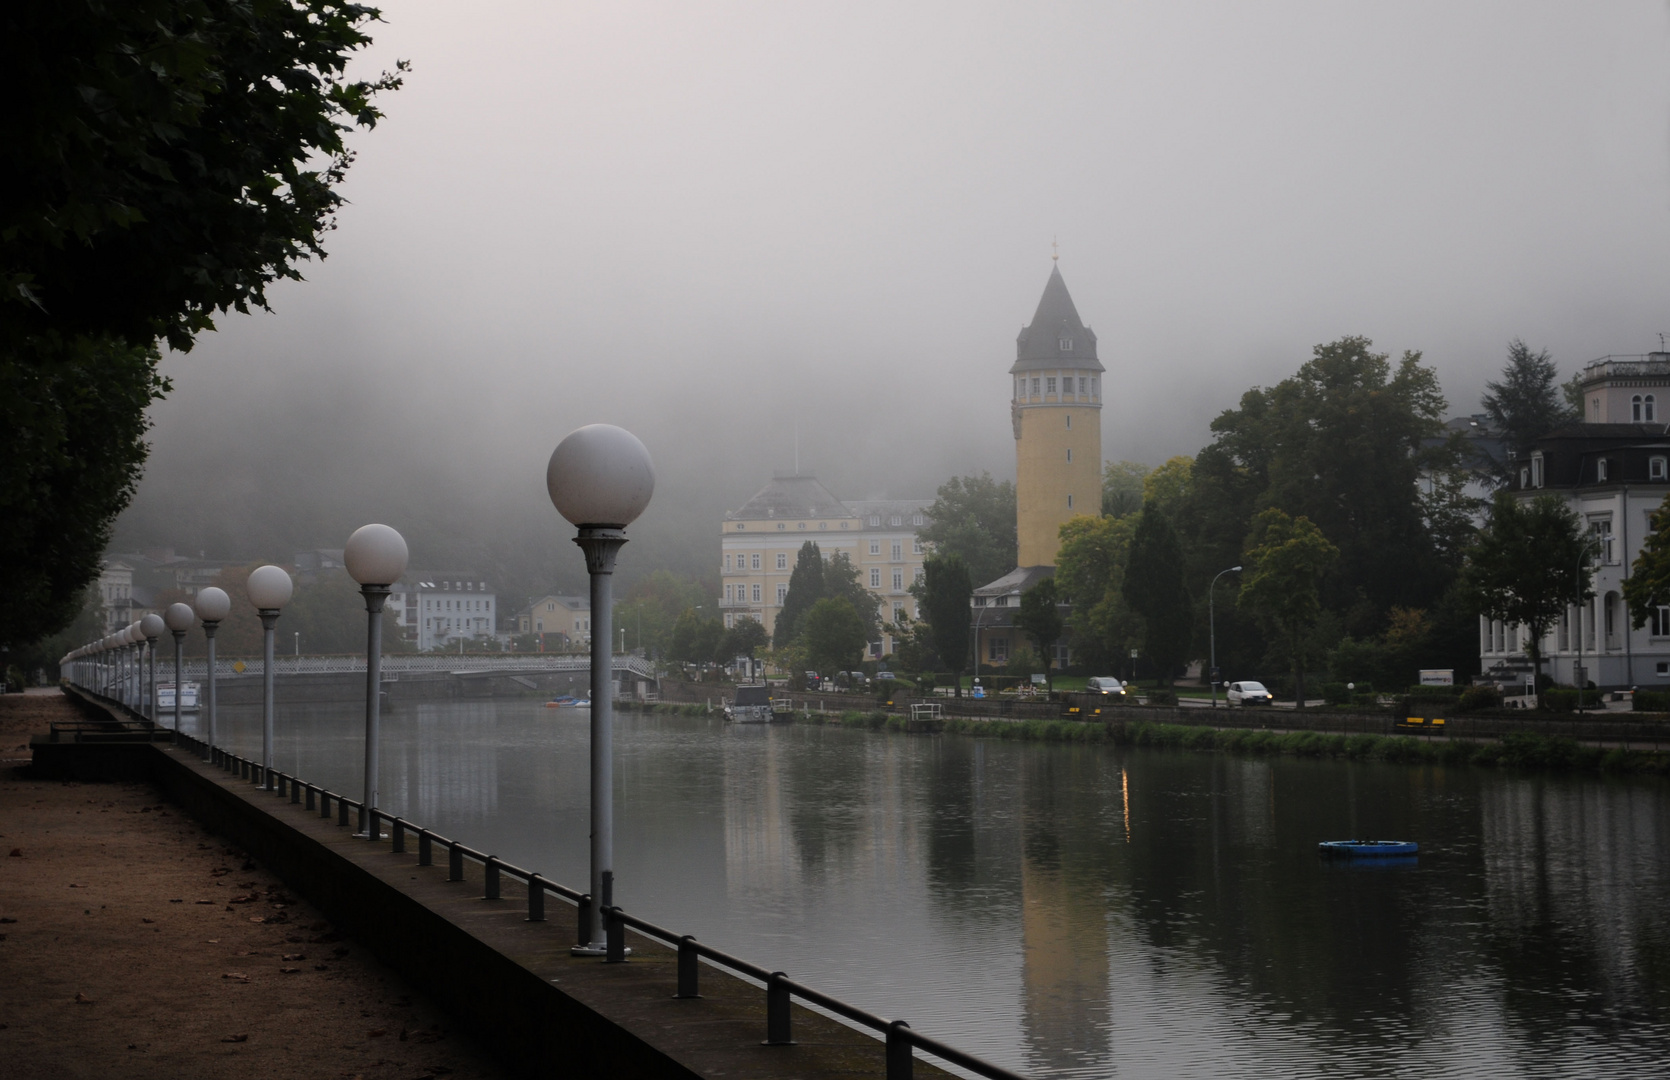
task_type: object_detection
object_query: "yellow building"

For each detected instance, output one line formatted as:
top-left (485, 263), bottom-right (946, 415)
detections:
top-left (1011, 262), bottom-right (1105, 569)
top-left (720, 476), bottom-right (930, 657)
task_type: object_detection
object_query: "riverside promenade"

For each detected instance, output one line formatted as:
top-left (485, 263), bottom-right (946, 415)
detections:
top-left (2, 689), bottom-right (962, 1080)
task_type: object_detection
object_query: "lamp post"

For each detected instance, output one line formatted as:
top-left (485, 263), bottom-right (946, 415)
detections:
top-left (344, 524), bottom-right (409, 839)
top-left (1574, 541), bottom-right (1596, 713)
top-left (1208, 566), bottom-right (1242, 709)
top-left (195, 588), bottom-right (231, 760)
top-left (547, 424), bottom-right (655, 957)
top-left (125, 624), bottom-right (142, 709)
top-left (140, 614), bottom-right (164, 722)
top-left (247, 566), bottom-right (294, 789)
top-left (163, 603), bottom-right (195, 733)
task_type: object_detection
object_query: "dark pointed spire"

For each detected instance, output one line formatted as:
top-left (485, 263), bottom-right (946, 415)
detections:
top-left (1013, 264), bottom-right (1102, 373)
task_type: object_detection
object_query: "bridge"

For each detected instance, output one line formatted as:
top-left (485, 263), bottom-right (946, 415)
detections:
top-left (178, 653), bottom-right (659, 681)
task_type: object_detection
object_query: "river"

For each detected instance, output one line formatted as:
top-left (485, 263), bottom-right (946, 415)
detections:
top-left (197, 699), bottom-right (1670, 1079)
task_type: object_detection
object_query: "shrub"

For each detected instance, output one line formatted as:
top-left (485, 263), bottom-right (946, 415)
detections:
top-left (1539, 689), bottom-right (1579, 713)
top-left (1320, 682), bottom-right (1351, 705)
top-left (1633, 690), bottom-right (1670, 712)
top-left (1147, 688), bottom-right (1178, 706)
top-left (1406, 684), bottom-right (1461, 699)
top-left (1351, 692), bottom-right (1381, 710)
top-left (1456, 684), bottom-right (1502, 712)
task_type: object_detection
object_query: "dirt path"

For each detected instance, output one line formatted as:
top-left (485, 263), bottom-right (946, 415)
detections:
top-left (0, 691), bottom-right (510, 1080)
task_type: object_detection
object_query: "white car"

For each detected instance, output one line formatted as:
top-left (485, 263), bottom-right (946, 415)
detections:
top-left (1226, 680), bottom-right (1274, 706)
top-left (1086, 677), bottom-right (1127, 698)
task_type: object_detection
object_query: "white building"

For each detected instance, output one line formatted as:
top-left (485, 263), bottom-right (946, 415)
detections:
top-left (391, 572), bottom-right (497, 652)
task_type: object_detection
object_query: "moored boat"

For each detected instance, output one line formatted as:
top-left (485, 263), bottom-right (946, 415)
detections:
top-left (543, 695), bottom-right (589, 709)
top-left (1318, 839), bottom-right (1418, 857)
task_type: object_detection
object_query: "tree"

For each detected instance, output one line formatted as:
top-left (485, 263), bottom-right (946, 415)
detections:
top-left (1141, 457), bottom-right (1194, 523)
top-left (1123, 505), bottom-right (1193, 684)
top-left (914, 552), bottom-right (972, 697)
top-left (1481, 339), bottom-right (1576, 478)
top-left (670, 608), bottom-right (723, 666)
top-left (801, 598), bottom-right (867, 675)
top-left (1102, 461), bottom-right (1150, 518)
top-left (2, 2), bottom-right (404, 650)
top-left (719, 617), bottom-right (769, 670)
top-left (1624, 493), bottom-right (1670, 627)
top-left (824, 551), bottom-right (880, 643)
top-left (283, 569), bottom-right (405, 654)
top-left (1239, 509), bottom-right (1339, 707)
top-left (918, 473), bottom-right (1017, 588)
top-left (1462, 492), bottom-right (1593, 687)
top-left (774, 541), bottom-right (826, 648)
top-left (615, 570), bottom-right (710, 657)
top-left (1014, 578), bottom-right (1064, 690)
top-left (1053, 513), bottom-right (1142, 673)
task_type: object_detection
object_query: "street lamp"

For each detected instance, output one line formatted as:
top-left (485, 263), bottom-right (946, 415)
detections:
top-left (1208, 566), bottom-right (1242, 709)
top-left (139, 614), bottom-right (164, 722)
top-left (163, 603), bottom-right (195, 733)
top-left (125, 623), bottom-right (143, 710)
top-left (247, 565), bottom-right (294, 789)
top-left (547, 423), bottom-right (655, 957)
top-left (195, 587), bottom-right (231, 760)
top-left (345, 523), bottom-right (409, 839)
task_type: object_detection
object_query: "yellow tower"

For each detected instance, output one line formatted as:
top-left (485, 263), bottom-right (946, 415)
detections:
top-left (1012, 263), bottom-right (1104, 567)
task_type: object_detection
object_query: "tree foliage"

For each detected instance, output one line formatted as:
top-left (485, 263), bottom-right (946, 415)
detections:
top-left (1123, 505), bottom-right (1193, 683)
top-left (1239, 509), bottom-right (1339, 706)
top-left (670, 608), bottom-right (724, 665)
top-left (1462, 492), bottom-right (1592, 683)
top-left (1053, 513), bottom-right (1141, 673)
top-left (1623, 493), bottom-right (1670, 627)
top-left (801, 598), bottom-right (867, 675)
top-left (917, 472), bottom-right (1017, 588)
top-left (1101, 461), bottom-right (1149, 518)
top-left (1014, 578), bottom-right (1064, 689)
top-left (824, 551), bottom-right (880, 643)
top-left (914, 552), bottom-right (971, 694)
top-left (1, 2), bottom-right (403, 650)
top-left (719, 617), bottom-right (769, 664)
top-left (773, 541), bottom-right (826, 648)
top-left (1481, 339), bottom-right (1575, 479)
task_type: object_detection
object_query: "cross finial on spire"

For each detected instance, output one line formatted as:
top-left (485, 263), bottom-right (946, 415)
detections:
top-left (1051, 236), bottom-right (1058, 262)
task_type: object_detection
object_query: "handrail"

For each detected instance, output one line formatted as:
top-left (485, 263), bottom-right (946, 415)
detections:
top-left (174, 728), bottom-right (1029, 1080)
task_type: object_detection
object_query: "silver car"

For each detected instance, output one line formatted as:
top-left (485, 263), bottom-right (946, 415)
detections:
top-left (1087, 676), bottom-right (1127, 697)
top-left (1226, 680), bottom-right (1274, 706)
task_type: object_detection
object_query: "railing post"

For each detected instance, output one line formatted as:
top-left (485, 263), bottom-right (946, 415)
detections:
top-left (290, 777), bottom-right (301, 804)
top-left (319, 791), bottom-right (331, 817)
top-left (391, 818), bottom-right (406, 854)
top-left (417, 830), bottom-right (432, 867)
top-left (675, 935), bottom-right (700, 998)
top-left (605, 905), bottom-right (626, 963)
top-left (526, 874), bottom-right (546, 922)
top-left (338, 798), bottom-right (351, 827)
top-left (484, 857), bottom-right (500, 900)
top-left (886, 1021), bottom-right (913, 1079)
top-left (305, 785), bottom-right (317, 811)
top-left (765, 971), bottom-right (794, 1045)
top-left (448, 844), bottom-right (464, 882)
top-left (275, 774), bottom-right (287, 798)
top-left (576, 894), bottom-right (592, 946)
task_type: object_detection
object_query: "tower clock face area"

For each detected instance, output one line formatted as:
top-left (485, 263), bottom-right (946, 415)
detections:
top-left (1011, 265), bottom-right (1105, 569)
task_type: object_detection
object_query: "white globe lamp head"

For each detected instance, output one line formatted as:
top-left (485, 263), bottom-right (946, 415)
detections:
top-left (140, 613), bottom-right (165, 641)
top-left (247, 566), bottom-right (294, 611)
top-left (125, 624), bottom-right (141, 644)
top-left (194, 586), bottom-right (232, 623)
top-left (546, 424), bottom-right (655, 528)
top-left (163, 603), bottom-right (195, 634)
top-left (345, 524), bottom-right (410, 586)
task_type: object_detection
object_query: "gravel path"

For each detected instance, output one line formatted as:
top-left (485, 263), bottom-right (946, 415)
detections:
top-left (0, 691), bottom-right (509, 1080)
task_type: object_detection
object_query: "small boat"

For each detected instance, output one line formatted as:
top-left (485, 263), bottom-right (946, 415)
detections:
top-left (543, 695), bottom-right (589, 709)
top-left (725, 685), bottom-right (775, 723)
top-left (158, 683), bottom-right (199, 711)
top-left (1318, 839), bottom-right (1418, 857)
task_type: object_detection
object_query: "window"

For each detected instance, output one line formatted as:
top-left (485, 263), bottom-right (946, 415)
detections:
top-left (1079, 377), bottom-right (1088, 395)
top-left (870, 568), bottom-right (881, 588)
top-left (777, 553), bottom-right (787, 569)
top-left (893, 602), bottom-right (905, 620)
top-left (914, 567), bottom-right (925, 585)
top-left (891, 515), bottom-right (902, 526)
top-left (1531, 453), bottom-right (1544, 488)
top-left (891, 542), bottom-right (902, 560)
top-left (1031, 378), bottom-right (1040, 396)
top-left (1091, 378), bottom-right (1098, 397)
top-left (892, 570), bottom-right (903, 591)
top-left (912, 539), bottom-right (923, 554)
top-left (840, 521), bottom-right (848, 529)
top-left (776, 584), bottom-right (787, 604)
top-left (1593, 398), bottom-right (1601, 421)
top-left (819, 522), bottom-right (827, 530)
top-left (1650, 395), bottom-right (1659, 422)
top-left (870, 541), bottom-right (881, 555)
top-left (752, 553), bottom-right (761, 570)
top-left (798, 522), bottom-right (806, 530)
top-left (752, 585), bottom-right (762, 603)
top-left (1598, 458), bottom-right (1608, 482)
top-left (1651, 606), bottom-right (1670, 637)
top-left (1653, 457), bottom-right (1668, 481)
top-left (913, 514), bottom-right (923, 526)
top-left (870, 515), bottom-right (881, 527)
top-left (1067, 494), bottom-right (1074, 509)
top-left (1059, 337), bottom-right (1073, 351)
top-left (994, 595), bottom-right (1008, 607)
top-left (1066, 448), bottom-right (1072, 463)
top-left (1066, 414), bottom-right (1071, 429)
top-left (1520, 467), bottom-right (1530, 488)
top-left (724, 585), bottom-right (733, 602)
top-left (1046, 377), bottom-right (1057, 395)
top-left (1592, 519), bottom-right (1614, 563)
top-left (777, 523), bottom-right (785, 531)
top-left (1635, 395), bottom-right (1645, 422)
top-left (988, 636), bottom-right (1009, 662)
top-left (1659, 660), bottom-right (1670, 678)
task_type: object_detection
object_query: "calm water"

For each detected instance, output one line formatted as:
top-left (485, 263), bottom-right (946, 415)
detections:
top-left (194, 700), bottom-right (1670, 1079)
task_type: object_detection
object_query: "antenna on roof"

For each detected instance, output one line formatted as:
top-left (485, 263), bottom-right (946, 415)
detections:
top-left (794, 424), bottom-right (800, 476)
top-left (1659, 332), bottom-right (1667, 351)
top-left (1051, 235), bottom-right (1058, 262)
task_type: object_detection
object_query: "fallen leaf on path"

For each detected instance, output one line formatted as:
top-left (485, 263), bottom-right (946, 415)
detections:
top-left (221, 973), bottom-right (249, 982)
top-left (367, 1028), bottom-right (388, 1037)
top-left (74, 993), bottom-right (94, 1004)
top-left (7, 849), bottom-right (19, 857)
top-left (222, 1033), bottom-right (248, 1043)
top-left (279, 967), bottom-right (300, 974)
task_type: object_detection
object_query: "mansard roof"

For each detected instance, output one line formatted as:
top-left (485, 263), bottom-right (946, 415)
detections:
top-left (728, 475), bottom-right (855, 521)
top-left (1012, 264), bottom-right (1104, 374)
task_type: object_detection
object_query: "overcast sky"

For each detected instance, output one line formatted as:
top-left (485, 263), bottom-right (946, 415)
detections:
top-left (119, 1), bottom-right (1670, 587)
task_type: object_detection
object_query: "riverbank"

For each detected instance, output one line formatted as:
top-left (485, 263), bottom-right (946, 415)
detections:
top-left (620, 700), bottom-right (1670, 777)
top-left (0, 691), bottom-right (507, 1080)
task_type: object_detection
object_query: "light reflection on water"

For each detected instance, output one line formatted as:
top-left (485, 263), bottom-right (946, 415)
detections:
top-left (192, 700), bottom-right (1670, 1079)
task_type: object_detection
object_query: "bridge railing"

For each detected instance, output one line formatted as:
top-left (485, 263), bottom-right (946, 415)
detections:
top-left (174, 653), bottom-right (658, 680)
top-left (183, 730), bottom-right (1028, 1080)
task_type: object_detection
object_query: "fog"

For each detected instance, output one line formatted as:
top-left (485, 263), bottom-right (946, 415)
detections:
top-left (114, 1), bottom-right (1670, 601)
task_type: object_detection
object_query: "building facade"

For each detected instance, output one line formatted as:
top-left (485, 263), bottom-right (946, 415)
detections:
top-left (517, 594), bottom-right (591, 646)
top-left (390, 572), bottom-right (498, 652)
top-left (719, 476), bottom-right (930, 657)
top-left (1491, 353), bottom-right (1670, 688)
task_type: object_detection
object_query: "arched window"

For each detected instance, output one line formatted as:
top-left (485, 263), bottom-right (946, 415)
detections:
top-left (1633, 395), bottom-right (1643, 422)
top-left (1648, 394), bottom-right (1657, 421)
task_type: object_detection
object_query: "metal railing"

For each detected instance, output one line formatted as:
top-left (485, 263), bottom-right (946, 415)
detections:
top-left (172, 653), bottom-right (658, 680)
top-left (178, 729), bottom-right (1027, 1080)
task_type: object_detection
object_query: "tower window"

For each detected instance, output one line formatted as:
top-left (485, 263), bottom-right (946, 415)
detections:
top-left (1091, 378), bottom-right (1098, 398)
top-left (1066, 414), bottom-right (1071, 429)
top-left (1031, 378), bottom-right (1040, 396)
top-left (1060, 337), bottom-right (1073, 351)
top-left (1046, 377), bottom-right (1057, 395)
top-left (1079, 377), bottom-right (1088, 395)
top-left (1066, 448), bottom-right (1073, 463)
top-left (1067, 494), bottom-right (1074, 509)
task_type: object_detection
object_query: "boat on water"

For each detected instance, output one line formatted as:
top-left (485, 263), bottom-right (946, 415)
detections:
top-left (543, 695), bottom-right (589, 709)
top-left (158, 683), bottom-right (200, 712)
top-left (725, 685), bottom-right (775, 723)
top-left (1318, 839), bottom-right (1418, 857)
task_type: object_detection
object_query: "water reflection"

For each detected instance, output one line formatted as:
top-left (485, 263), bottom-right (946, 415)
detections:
top-left (200, 701), bottom-right (1670, 1078)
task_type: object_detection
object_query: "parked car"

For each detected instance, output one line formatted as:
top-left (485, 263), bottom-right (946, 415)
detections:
top-left (1087, 676), bottom-right (1126, 697)
top-left (875, 670), bottom-right (896, 682)
top-left (1227, 680), bottom-right (1274, 706)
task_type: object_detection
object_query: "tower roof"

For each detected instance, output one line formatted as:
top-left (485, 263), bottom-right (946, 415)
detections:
top-left (1012, 265), bottom-right (1104, 374)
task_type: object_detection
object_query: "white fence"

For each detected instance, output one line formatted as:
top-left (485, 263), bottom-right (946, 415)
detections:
top-left (177, 653), bottom-right (658, 680)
